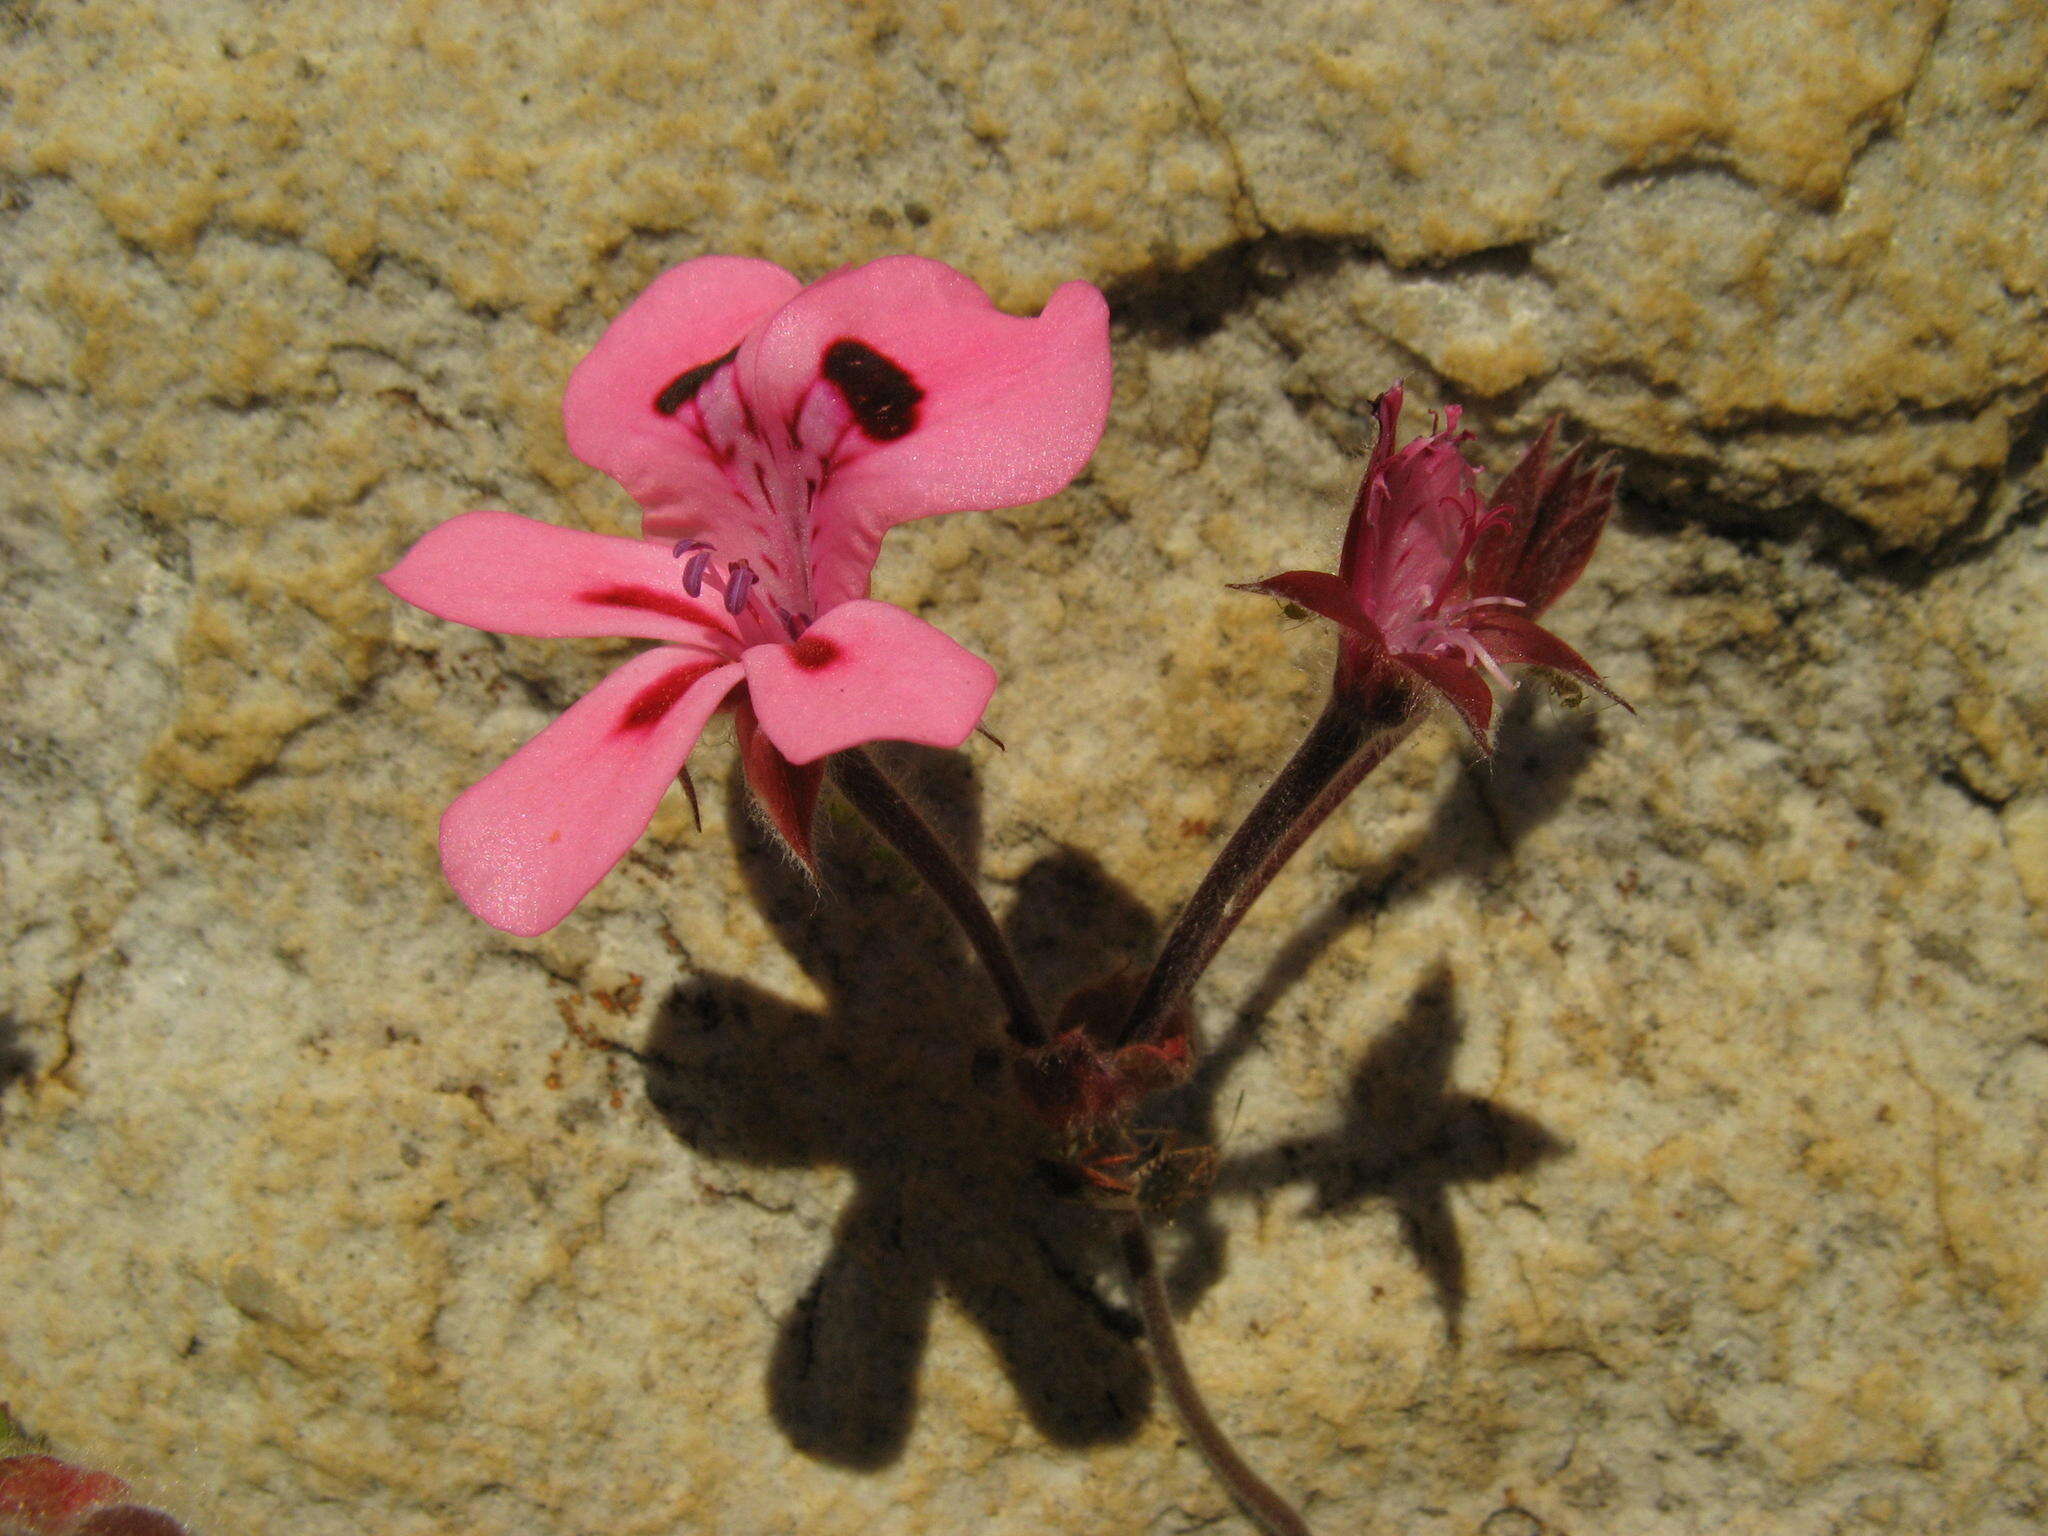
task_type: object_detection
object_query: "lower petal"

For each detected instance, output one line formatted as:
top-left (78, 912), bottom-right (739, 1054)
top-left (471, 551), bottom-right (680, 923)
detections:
top-left (382, 510), bottom-right (740, 646)
top-left (741, 599), bottom-right (996, 766)
top-left (440, 650), bottom-right (744, 935)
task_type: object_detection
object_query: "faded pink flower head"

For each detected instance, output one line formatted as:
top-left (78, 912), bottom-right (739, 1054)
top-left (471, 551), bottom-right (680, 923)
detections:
top-left (1242, 382), bottom-right (1622, 747)
top-left (0, 1455), bottom-right (189, 1536)
top-left (384, 255), bottom-right (1112, 935)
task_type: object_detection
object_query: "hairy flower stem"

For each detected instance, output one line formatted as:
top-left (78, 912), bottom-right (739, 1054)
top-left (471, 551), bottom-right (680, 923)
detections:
top-left (1112, 689), bottom-right (1413, 1051)
top-left (1117, 1210), bottom-right (1317, 1536)
top-left (831, 747), bottom-right (1048, 1051)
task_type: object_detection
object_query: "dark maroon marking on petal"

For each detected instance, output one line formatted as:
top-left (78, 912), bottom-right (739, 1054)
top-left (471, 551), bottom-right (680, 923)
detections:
top-left (791, 634), bottom-right (840, 670)
top-left (618, 661), bottom-right (721, 733)
top-left (583, 583), bottom-right (713, 626)
top-left (821, 337), bottom-right (923, 441)
top-left (653, 345), bottom-right (739, 416)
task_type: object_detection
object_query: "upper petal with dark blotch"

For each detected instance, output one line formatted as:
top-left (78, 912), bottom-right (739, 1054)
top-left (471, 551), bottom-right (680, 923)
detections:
top-left (736, 256), bottom-right (1112, 610)
top-left (562, 255), bottom-right (802, 510)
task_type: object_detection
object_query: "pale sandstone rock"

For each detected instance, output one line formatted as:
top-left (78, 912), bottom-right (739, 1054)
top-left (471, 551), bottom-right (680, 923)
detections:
top-left (2, 2), bottom-right (2045, 1535)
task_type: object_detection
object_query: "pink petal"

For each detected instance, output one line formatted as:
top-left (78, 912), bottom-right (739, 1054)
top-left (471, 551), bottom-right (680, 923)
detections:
top-left (382, 511), bottom-right (741, 648)
top-left (0, 1456), bottom-right (129, 1535)
top-left (738, 256), bottom-right (1112, 609)
top-left (1398, 650), bottom-right (1496, 751)
top-left (441, 649), bottom-right (744, 934)
top-left (562, 256), bottom-right (803, 508)
top-left (740, 599), bottom-right (996, 766)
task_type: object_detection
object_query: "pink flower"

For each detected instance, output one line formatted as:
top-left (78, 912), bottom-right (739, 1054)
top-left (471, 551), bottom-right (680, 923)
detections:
top-left (1241, 382), bottom-right (1621, 747)
top-left (384, 256), bottom-right (1112, 935)
top-left (0, 1454), bottom-right (189, 1536)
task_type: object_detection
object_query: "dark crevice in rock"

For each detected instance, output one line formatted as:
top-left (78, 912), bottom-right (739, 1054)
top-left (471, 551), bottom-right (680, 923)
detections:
top-left (1618, 434), bottom-right (2047, 590)
top-left (1103, 234), bottom-right (1355, 344)
top-left (1597, 155), bottom-right (1761, 196)
top-left (1614, 448), bottom-right (1862, 550)
top-left (1941, 768), bottom-right (2009, 815)
top-left (1104, 232), bottom-right (1544, 345)
top-left (1153, 2), bottom-right (1267, 237)
top-left (0, 1015), bottom-right (35, 1107)
top-left (1109, 230), bottom-right (2043, 581)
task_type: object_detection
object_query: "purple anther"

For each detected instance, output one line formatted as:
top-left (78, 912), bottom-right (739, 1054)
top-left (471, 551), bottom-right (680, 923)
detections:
top-left (671, 538), bottom-right (710, 559)
top-left (724, 560), bottom-right (757, 616)
top-left (775, 602), bottom-right (809, 640)
top-left (680, 548), bottom-right (714, 597)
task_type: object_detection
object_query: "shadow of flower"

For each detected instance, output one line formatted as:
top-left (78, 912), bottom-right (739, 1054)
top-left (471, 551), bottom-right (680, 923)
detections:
top-left (1213, 967), bottom-right (1563, 1344)
top-left (638, 692), bottom-right (1596, 1461)
top-left (1147, 693), bottom-right (1593, 1340)
top-left (640, 747), bottom-right (1157, 1468)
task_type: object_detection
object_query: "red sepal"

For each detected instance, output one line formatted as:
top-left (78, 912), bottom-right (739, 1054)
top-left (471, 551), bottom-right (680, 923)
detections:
top-left (1470, 610), bottom-right (1632, 711)
top-left (1473, 424), bottom-right (1619, 617)
top-left (1398, 650), bottom-right (1496, 752)
top-left (1234, 569), bottom-right (1380, 641)
top-left (1015, 969), bottom-right (1193, 1134)
top-left (733, 698), bottom-right (825, 872)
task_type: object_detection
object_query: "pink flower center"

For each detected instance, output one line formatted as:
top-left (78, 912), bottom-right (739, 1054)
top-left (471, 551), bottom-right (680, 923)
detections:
top-left (653, 339), bottom-right (924, 632)
top-left (1367, 450), bottom-right (1522, 684)
top-left (671, 539), bottom-right (806, 646)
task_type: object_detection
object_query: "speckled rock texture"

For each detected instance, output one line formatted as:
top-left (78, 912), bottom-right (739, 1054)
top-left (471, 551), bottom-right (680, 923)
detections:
top-left (2, 2), bottom-right (2044, 1534)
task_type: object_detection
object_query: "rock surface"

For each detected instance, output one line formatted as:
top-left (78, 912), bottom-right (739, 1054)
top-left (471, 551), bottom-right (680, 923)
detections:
top-left (2, 2), bottom-right (2045, 1534)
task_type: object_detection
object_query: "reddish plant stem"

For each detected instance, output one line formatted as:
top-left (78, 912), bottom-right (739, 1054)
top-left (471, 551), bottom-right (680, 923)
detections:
top-left (1117, 1210), bottom-right (1317, 1536)
top-left (830, 747), bottom-right (1048, 1051)
top-left (1183, 715), bottom-right (1415, 1003)
top-left (1112, 688), bottom-right (1412, 1051)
